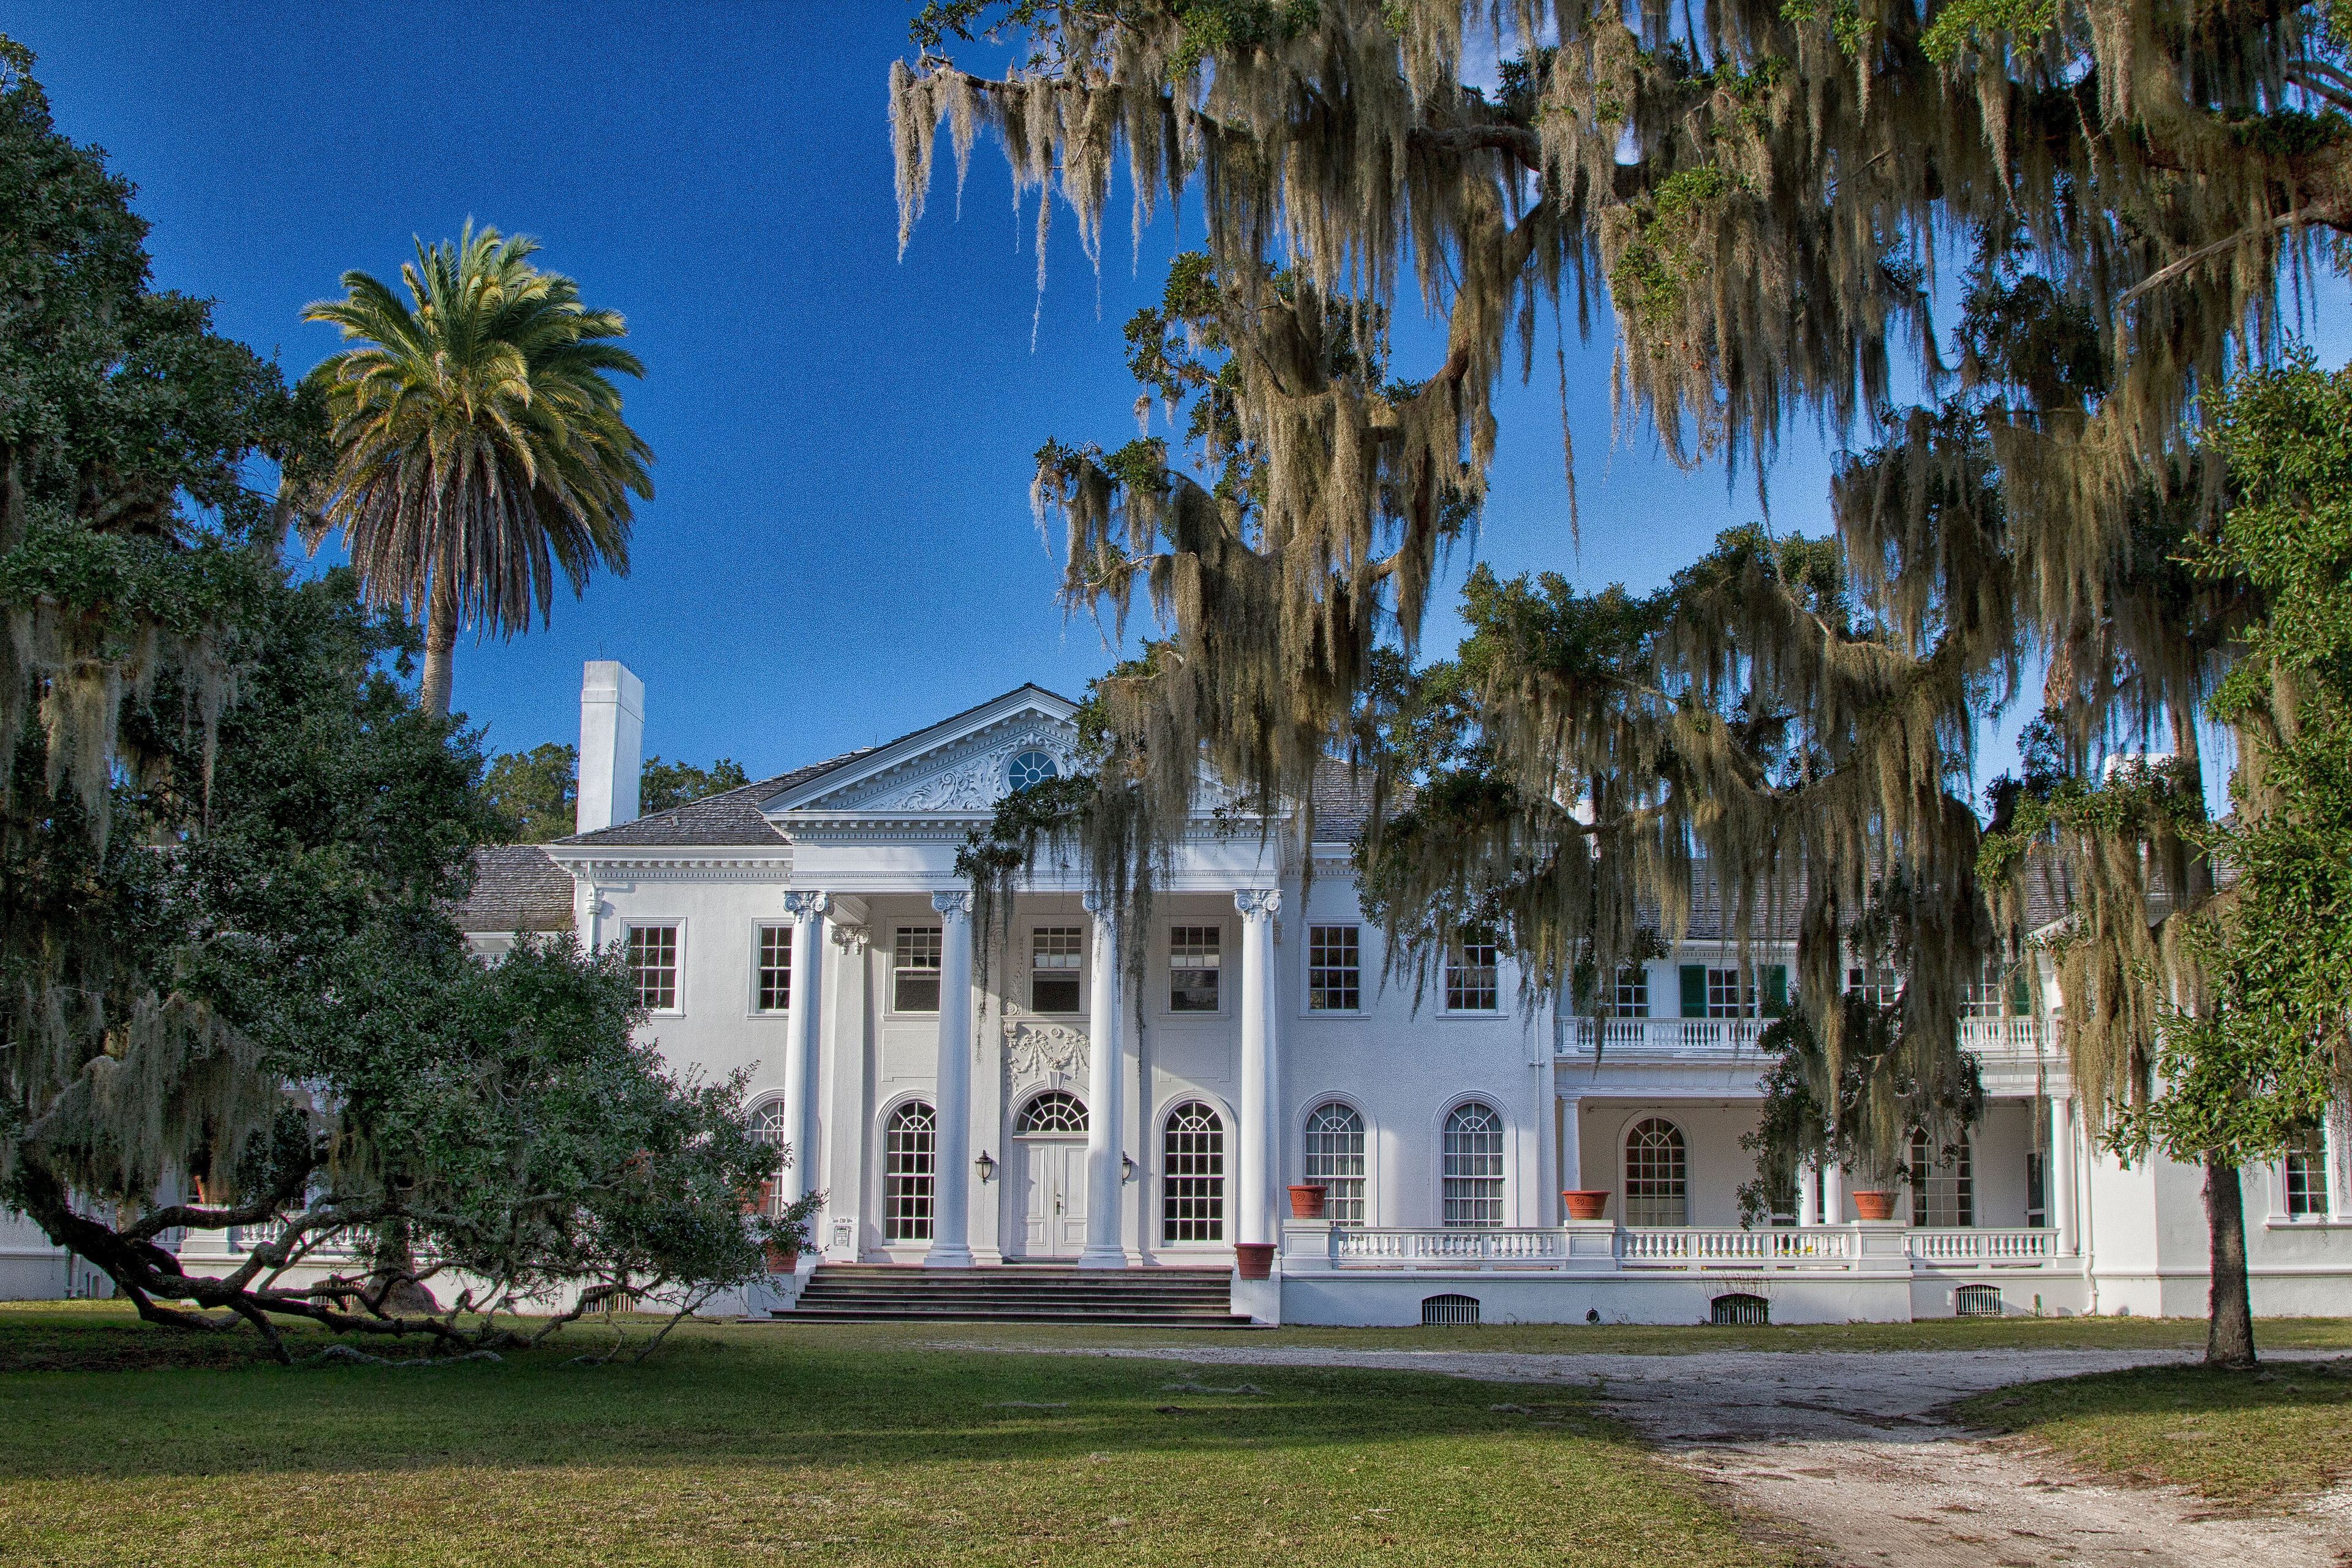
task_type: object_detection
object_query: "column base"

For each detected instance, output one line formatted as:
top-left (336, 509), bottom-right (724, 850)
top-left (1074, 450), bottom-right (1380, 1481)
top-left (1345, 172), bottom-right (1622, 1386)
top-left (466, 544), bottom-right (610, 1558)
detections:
top-left (922, 1243), bottom-right (976, 1268)
top-left (1076, 1245), bottom-right (1129, 1270)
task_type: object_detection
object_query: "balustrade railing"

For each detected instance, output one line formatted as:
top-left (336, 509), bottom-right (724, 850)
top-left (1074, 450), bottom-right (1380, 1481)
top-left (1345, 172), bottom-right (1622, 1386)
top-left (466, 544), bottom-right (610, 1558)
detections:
top-left (1905, 1227), bottom-right (2058, 1264)
top-left (1329, 1227), bottom-right (1568, 1265)
top-left (1561, 1015), bottom-right (2048, 1060)
top-left (1616, 1226), bottom-right (1855, 1265)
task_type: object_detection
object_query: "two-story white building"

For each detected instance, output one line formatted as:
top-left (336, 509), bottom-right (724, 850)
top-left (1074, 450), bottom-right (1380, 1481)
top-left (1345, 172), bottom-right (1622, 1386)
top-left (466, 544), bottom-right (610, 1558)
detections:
top-left (62, 659), bottom-right (2352, 1326)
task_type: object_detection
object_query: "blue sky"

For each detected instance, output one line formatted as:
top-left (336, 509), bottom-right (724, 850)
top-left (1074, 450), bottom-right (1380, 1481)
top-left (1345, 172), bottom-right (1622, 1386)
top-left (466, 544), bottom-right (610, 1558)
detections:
top-left (17, 4), bottom-right (2321, 796)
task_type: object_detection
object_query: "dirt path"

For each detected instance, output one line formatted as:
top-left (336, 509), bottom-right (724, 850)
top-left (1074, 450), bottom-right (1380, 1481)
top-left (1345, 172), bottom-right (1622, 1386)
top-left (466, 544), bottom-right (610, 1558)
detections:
top-left (987, 1343), bottom-right (2352, 1567)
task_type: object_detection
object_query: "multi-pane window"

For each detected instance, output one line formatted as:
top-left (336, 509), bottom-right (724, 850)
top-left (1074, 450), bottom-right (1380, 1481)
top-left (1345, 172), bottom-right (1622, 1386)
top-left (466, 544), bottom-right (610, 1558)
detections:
top-left (1169, 925), bottom-right (1222, 1012)
top-left (755, 924), bottom-right (793, 1012)
top-left (1847, 967), bottom-right (1903, 1007)
top-left (883, 1101), bottom-right (937, 1240)
top-left (625, 924), bottom-right (680, 1011)
top-left (1910, 1129), bottom-right (1975, 1227)
top-left (750, 1100), bottom-right (788, 1216)
top-left (1706, 967), bottom-right (1757, 1019)
top-left (1302, 1101), bottom-right (1366, 1224)
top-left (1614, 966), bottom-right (1649, 1018)
top-left (1624, 1118), bottom-right (1688, 1226)
top-left (1030, 926), bottom-right (1082, 1014)
top-left (1162, 1101), bottom-right (1226, 1242)
top-left (1444, 930), bottom-right (1500, 1012)
top-left (1307, 925), bottom-right (1361, 1011)
top-left (893, 925), bottom-right (941, 1012)
top-left (2286, 1129), bottom-right (2331, 1218)
top-left (1964, 959), bottom-right (2008, 1019)
top-left (1015, 1090), bottom-right (1088, 1134)
top-left (1441, 1101), bottom-right (1506, 1226)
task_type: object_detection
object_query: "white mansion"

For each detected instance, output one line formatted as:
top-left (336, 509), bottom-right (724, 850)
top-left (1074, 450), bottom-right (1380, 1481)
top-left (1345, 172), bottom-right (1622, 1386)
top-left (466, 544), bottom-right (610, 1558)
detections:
top-left (7, 660), bottom-right (2349, 1325)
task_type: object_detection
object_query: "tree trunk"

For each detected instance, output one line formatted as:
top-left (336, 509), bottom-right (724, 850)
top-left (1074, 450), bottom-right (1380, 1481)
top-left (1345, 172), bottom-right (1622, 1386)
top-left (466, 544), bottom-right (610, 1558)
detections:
top-left (2203, 1153), bottom-right (2257, 1368)
top-left (418, 568), bottom-right (459, 718)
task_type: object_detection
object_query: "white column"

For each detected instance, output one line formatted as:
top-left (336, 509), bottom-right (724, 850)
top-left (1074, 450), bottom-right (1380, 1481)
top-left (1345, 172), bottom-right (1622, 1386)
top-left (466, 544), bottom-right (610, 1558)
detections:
top-left (778, 891), bottom-right (829, 1204)
top-left (1532, 1055), bottom-right (1558, 1225)
top-left (1796, 1156), bottom-right (1820, 1227)
top-left (1558, 1093), bottom-right (1583, 1196)
top-left (2051, 1094), bottom-right (2078, 1253)
top-left (1235, 889), bottom-right (1281, 1248)
top-left (925, 891), bottom-right (976, 1267)
top-left (1822, 1159), bottom-right (1847, 1225)
top-left (2328, 1098), bottom-right (2352, 1223)
top-left (1079, 895), bottom-right (1127, 1268)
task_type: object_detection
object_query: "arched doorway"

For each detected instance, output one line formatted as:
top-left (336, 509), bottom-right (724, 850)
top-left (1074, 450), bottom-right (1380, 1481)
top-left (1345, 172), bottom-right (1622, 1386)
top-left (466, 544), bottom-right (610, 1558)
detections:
top-left (1009, 1089), bottom-right (1088, 1259)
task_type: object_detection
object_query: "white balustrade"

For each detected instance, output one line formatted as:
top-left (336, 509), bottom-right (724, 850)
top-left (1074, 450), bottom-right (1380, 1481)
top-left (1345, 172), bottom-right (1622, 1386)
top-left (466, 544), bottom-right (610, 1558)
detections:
top-left (1562, 1015), bottom-right (2047, 1061)
top-left (1330, 1227), bottom-right (1569, 1265)
top-left (1616, 1227), bottom-right (1856, 1267)
top-left (1905, 1227), bottom-right (2059, 1264)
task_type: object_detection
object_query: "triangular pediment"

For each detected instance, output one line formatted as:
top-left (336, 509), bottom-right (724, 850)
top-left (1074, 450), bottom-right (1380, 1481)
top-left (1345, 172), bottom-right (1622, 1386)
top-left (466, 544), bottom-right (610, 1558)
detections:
top-left (764, 685), bottom-right (1084, 817)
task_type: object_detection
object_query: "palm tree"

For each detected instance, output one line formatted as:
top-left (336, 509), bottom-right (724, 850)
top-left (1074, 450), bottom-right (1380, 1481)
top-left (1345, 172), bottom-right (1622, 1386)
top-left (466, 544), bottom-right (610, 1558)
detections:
top-left (298, 225), bottom-right (652, 716)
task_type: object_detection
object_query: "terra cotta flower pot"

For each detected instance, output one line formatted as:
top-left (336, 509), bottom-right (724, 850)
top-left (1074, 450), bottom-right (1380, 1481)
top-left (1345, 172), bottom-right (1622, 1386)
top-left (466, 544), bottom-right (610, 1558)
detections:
top-left (1561, 1189), bottom-right (1611, 1221)
top-left (1287, 1183), bottom-right (1329, 1219)
top-left (1850, 1190), bottom-right (1898, 1221)
top-left (1234, 1242), bottom-right (1276, 1280)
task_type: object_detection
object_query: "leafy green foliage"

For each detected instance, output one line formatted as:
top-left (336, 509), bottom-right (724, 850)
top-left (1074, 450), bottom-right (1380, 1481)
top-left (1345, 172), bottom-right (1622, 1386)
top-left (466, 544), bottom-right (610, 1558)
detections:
top-left (641, 754), bottom-right (751, 815)
top-left (484, 742), bottom-right (579, 842)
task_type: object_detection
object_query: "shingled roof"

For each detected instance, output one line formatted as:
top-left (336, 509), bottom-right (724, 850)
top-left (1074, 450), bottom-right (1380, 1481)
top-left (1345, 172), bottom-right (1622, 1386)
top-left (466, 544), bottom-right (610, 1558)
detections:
top-left (555, 750), bottom-right (874, 848)
top-left (454, 845), bottom-right (575, 935)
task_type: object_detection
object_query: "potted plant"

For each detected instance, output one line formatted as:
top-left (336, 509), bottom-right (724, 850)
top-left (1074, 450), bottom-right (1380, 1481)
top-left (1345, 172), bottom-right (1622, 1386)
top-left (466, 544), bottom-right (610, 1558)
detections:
top-left (1234, 1242), bottom-right (1276, 1280)
top-left (1850, 1189), bottom-right (1898, 1221)
top-left (1287, 1183), bottom-right (1328, 1219)
top-left (762, 1189), bottom-right (826, 1273)
top-left (1561, 1189), bottom-right (1610, 1221)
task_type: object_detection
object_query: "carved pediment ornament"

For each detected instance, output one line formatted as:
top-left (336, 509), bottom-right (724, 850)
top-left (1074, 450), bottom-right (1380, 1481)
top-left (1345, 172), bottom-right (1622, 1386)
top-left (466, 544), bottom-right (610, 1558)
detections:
top-left (1001, 1004), bottom-right (1088, 1080)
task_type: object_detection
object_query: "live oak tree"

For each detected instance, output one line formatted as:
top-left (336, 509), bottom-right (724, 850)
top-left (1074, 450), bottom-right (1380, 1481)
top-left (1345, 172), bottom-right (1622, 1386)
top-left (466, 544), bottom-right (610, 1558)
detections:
top-left (296, 225), bottom-right (654, 718)
top-left (0, 40), bottom-right (783, 1359)
top-left (894, 1), bottom-right (2350, 1361)
top-left (484, 745), bottom-right (752, 843)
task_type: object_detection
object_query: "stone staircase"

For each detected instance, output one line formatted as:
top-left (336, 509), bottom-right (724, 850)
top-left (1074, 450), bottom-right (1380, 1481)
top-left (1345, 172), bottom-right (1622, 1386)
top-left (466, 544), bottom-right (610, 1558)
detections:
top-left (778, 1264), bottom-right (1251, 1325)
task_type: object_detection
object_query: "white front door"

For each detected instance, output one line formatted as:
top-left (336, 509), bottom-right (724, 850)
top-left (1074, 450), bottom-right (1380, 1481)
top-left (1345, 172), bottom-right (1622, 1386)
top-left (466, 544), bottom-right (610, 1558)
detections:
top-left (1013, 1137), bottom-right (1088, 1259)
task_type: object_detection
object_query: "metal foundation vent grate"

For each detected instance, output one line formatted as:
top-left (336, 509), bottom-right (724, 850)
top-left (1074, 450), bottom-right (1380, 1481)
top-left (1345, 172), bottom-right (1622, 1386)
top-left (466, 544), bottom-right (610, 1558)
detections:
top-left (1954, 1283), bottom-right (2003, 1317)
top-left (1711, 1292), bottom-right (1770, 1326)
top-left (1422, 1293), bottom-right (1480, 1327)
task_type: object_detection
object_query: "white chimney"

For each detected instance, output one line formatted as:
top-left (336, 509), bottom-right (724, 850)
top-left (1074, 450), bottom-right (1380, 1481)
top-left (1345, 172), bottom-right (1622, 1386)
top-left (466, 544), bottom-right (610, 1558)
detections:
top-left (576, 660), bottom-right (644, 835)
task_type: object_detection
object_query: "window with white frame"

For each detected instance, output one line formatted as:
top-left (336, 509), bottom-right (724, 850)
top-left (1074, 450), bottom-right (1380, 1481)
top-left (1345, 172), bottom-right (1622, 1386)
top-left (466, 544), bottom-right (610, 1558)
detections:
top-left (1847, 966), bottom-right (1903, 1007)
top-left (883, 1101), bottom-right (937, 1240)
top-left (755, 924), bottom-right (793, 1012)
top-left (1963, 959), bottom-right (2008, 1019)
top-left (2286, 1129), bottom-right (2331, 1218)
top-left (1030, 925), bottom-right (1082, 1014)
top-left (750, 1100), bottom-right (788, 1215)
top-left (1441, 1101), bottom-right (1506, 1226)
top-left (1909, 1129), bottom-right (1975, 1227)
top-left (1624, 1118), bottom-right (1688, 1226)
top-left (1307, 925), bottom-right (1361, 1011)
top-left (1169, 925), bottom-right (1222, 1012)
top-left (893, 925), bottom-right (941, 1012)
top-left (1705, 966), bottom-right (1757, 1019)
top-left (1162, 1101), bottom-right (1226, 1242)
top-left (1015, 1089), bottom-right (1088, 1134)
top-left (1614, 966), bottom-right (1649, 1018)
top-left (1444, 931), bottom-right (1500, 1012)
top-left (1302, 1101), bottom-right (1366, 1224)
top-left (625, 924), bottom-right (680, 1011)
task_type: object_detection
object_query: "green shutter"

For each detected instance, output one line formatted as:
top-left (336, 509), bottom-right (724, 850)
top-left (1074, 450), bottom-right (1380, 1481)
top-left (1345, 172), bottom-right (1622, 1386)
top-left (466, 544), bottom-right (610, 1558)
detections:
top-left (1763, 965), bottom-right (1789, 1016)
top-left (2008, 968), bottom-right (2032, 1017)
top-left (1680, 964), bottom-right (1707, 1017)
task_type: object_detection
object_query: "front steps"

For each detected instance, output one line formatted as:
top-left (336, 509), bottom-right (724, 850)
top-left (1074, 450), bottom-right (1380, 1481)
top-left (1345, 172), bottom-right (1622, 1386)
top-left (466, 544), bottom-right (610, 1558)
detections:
top-left (778, 1264), bottom-right (1253, 1325)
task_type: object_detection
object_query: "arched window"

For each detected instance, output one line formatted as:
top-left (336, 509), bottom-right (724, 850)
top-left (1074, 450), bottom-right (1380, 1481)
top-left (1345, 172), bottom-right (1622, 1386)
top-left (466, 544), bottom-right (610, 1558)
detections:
top-left (1162, 1101), bottom-right (1226, 1242)
top-left (1014, 1090), bottom-right (1088, 1135)
top-left (1910, 1129), bottom-right (1975, 1227)
top-left (2286, 1129), bottom-right (2331, 1218)
top-left (1303, 1102), bottom-right (1366, 1225)
top-left (1442, 1102), bottom-right (1506, 1227)
top-left (751, 1099), bottom-right (789, 1150)
top-left (1623, 1118), bottom-right (1687, 1226)
top-left (883, 1101), bottom-right (937, 1241)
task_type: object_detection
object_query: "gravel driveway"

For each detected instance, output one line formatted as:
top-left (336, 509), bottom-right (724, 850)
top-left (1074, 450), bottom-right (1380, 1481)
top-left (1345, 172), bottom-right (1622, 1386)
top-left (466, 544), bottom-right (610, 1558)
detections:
top-left (985, 1342), bottom-right (2352, 1567)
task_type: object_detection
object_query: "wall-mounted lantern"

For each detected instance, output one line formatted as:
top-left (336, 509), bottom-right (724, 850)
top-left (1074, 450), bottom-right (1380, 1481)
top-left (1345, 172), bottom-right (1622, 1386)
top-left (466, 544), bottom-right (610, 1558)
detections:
top-left (976, 1150), bottom-right (997, 1184)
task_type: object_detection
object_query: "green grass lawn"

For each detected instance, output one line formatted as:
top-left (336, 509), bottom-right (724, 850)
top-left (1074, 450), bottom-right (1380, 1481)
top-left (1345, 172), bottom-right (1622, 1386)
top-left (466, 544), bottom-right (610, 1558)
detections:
top-left (1954, 1357), bottom-right (2352, 1506)
top-left (0, 1305), bottom-right (1791, 1568)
